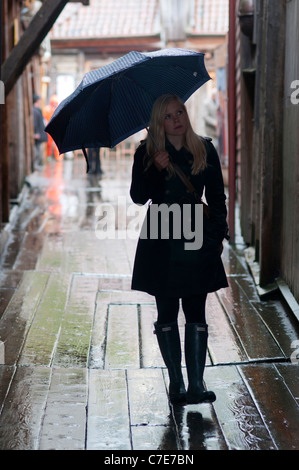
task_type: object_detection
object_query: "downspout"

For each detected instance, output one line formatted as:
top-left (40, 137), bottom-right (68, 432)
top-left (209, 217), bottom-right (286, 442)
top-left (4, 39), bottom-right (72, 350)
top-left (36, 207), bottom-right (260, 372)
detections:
top-left (0, 0), bottom-right (2, 81)
top-left (228, 0), bottom-right (236, 243)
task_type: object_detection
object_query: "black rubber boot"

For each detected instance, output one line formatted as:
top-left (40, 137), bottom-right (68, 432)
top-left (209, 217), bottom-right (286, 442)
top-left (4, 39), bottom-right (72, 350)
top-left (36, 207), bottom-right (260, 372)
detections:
top-left (154, 322), bottom-right (187, 405)
top-left (185, 323), bottom-right (216, 404)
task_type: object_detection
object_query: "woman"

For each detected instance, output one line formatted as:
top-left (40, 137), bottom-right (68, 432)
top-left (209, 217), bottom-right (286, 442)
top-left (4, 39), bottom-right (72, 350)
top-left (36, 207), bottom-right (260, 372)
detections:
top-left (130, 94), bottom-right (229, 405)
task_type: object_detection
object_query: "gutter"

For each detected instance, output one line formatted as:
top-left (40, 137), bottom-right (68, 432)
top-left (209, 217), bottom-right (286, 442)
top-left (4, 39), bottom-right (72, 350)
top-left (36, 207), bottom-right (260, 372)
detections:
top-left (228, 0), bottom-right (236, 243)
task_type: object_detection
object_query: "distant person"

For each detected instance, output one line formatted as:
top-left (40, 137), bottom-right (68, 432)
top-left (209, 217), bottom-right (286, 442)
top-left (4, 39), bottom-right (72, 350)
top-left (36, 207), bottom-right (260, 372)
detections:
top-left (43, 95), bottom-right (61, 160)
top-left (33, 94), bottom-right (48, 168)
top-left (204, 90), bottom-right (218, 144)
top-left (87, 147), bottom-right (103, 175)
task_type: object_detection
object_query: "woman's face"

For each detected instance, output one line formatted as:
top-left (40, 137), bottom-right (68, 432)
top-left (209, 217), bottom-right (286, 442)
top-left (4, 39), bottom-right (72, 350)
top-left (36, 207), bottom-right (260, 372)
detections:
top-left (163, 100), bottom-right (189, 139)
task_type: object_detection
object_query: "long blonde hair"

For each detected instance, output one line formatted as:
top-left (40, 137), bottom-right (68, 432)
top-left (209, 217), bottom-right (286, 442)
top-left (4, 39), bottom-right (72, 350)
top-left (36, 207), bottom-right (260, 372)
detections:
top-left (145, 94), bottom-right (207, 175)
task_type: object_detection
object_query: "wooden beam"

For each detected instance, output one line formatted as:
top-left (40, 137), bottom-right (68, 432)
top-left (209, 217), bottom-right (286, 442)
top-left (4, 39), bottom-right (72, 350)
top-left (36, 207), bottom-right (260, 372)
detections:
top-left (51, 36), bottom-right (161, 50)
top-left (1, 0), bottom-right (69, 96)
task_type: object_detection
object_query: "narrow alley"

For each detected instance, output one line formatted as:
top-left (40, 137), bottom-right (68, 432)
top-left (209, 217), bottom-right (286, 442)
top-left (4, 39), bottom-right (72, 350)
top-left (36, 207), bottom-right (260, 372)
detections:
top-left (0, 152), bottom-right (298, 451)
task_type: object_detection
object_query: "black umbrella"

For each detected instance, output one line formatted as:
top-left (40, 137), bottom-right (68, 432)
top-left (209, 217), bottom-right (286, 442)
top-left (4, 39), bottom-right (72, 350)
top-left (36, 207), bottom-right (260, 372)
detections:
top-left (45, 48), bottom-right (210, 160)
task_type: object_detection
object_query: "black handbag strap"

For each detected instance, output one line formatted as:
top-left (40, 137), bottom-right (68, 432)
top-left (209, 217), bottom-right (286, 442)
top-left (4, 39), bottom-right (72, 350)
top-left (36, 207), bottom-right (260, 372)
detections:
top-left (172, 163), bottom-right (200, 200)
top-left (172, 163), bottom-right (210, 217)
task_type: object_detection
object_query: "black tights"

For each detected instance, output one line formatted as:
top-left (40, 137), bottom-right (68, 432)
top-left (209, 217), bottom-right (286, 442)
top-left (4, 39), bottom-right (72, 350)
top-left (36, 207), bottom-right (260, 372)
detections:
top-left (155, 293), bottom-right (207, 324)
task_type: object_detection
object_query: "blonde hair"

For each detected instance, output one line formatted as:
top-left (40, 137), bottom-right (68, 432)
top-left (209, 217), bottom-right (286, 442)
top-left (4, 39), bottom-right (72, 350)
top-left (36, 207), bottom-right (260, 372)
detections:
top-left (145, 94), bottom-right (207, 175)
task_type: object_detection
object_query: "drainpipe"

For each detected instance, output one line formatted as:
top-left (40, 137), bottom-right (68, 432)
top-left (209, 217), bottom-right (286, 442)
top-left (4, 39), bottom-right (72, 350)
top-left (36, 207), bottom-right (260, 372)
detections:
top-left (228, 0), bottom-right (236, 244)
top-left (0, 0), bottom-right (2, 79)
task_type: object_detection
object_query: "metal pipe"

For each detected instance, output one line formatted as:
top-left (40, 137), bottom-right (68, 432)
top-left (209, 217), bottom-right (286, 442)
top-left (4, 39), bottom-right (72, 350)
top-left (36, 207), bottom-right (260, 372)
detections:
top-left (0, 0), bottom-right (2, 79)
top-left (228, 0), bottom-right (236, 244)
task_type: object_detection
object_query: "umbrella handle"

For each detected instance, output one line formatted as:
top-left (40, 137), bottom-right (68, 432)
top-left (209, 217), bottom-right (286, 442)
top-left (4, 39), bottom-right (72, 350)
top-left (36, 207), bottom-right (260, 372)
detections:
top-left (82, 148), bottom-right (90, 173)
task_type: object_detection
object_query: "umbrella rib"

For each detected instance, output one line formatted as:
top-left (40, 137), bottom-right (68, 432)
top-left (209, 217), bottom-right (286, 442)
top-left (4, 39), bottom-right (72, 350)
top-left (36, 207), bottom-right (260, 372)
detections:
top-left (121, 76), bottom-right (153, 122)
top-left (68, 79), bottom-right (112, 149)
top-left (119, 75), bottom-right (161, 150)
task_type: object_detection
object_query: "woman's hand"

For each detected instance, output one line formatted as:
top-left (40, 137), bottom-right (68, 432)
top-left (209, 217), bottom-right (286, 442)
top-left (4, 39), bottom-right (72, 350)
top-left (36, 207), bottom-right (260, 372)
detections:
top-left (153, 151), bottom-right (170, 171)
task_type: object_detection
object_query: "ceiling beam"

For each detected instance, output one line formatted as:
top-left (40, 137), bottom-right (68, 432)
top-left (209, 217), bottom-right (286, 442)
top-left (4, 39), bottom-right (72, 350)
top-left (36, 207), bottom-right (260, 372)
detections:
top-left (1, 0), bottom-right (69, 95)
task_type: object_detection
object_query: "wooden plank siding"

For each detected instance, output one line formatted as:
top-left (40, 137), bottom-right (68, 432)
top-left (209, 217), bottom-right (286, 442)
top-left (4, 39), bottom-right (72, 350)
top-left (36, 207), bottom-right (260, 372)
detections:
top-left (281, 0), bottom-right (299, 301)
top-left (234, 0), bottom-right (299, 305)
top-left (1, 0), bottom-right (36, 225)
top-left (258, 0), bottom-right (286, 286)
top-left (0, 0), bottom-right (70, 230)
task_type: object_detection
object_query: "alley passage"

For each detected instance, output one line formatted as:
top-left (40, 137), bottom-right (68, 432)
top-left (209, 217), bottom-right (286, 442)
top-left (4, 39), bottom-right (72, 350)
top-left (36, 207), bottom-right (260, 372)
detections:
top-left (0, 153), bottom-right (299, 450)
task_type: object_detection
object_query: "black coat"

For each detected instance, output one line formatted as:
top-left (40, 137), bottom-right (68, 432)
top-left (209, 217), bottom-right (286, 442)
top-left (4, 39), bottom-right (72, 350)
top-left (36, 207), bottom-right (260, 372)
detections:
top-left (130, 138), bottom-right (229, 298)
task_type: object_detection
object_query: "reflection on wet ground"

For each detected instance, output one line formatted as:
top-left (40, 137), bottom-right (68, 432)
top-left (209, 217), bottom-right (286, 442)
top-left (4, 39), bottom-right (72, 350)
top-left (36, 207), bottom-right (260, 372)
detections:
top-left (0, 152), bottom-right (299, 450)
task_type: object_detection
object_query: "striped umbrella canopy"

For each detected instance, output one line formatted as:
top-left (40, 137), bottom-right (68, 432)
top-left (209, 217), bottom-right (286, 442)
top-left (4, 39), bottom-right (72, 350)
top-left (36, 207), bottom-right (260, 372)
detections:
top-left (45, 48), bottom-right (211, 157)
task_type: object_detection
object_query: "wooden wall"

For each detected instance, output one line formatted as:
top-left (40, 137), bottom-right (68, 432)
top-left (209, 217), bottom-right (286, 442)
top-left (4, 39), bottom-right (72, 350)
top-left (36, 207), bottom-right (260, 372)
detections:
top-left (281, 0), bottom-right (299, 300)
top-left (236, 0), bottom-right (299, 303)
top-left (236, 1), bottom-right (285, 280)
top-left (252, 0), bottom-right (286, 286)
top-left (1, 0), bottom-right (36, 226)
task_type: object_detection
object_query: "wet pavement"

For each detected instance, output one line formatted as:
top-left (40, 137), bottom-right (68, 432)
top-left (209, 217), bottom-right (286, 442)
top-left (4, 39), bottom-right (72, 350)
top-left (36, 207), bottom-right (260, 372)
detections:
top-left (0, 151), bottom-right (299, 451)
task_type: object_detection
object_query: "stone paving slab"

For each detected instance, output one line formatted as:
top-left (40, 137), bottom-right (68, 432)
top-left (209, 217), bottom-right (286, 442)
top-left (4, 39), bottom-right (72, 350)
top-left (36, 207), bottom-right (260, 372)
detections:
top-left (0, 156), bottom-right (298, 451)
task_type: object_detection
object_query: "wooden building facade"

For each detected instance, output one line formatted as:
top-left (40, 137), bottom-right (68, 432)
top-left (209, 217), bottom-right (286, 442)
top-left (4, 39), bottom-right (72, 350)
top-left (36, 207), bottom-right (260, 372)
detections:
top-left (1, 0), bottom-right (37, 227)
top-left (0, 0), bottom-right (88, 249)
top-left (231, 0), bottom-right (299, 304)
